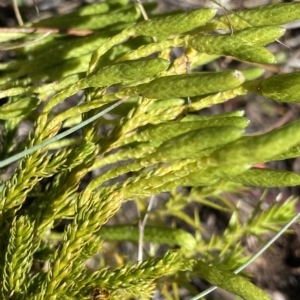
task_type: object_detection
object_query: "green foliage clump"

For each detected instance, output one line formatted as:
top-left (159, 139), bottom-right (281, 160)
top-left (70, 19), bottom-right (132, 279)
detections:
top-left (0, 1), bottom-right (300, 299)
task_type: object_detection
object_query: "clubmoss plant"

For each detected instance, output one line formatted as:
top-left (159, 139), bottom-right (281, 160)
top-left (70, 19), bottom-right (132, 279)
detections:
top-left (1, 1), bottom-right (300, 299)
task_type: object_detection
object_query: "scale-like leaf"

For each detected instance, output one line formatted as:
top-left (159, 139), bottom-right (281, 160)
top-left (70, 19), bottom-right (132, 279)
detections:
top-left (189, 26), bottom-right (284, 64)
top-left (2, 216), bottom-right (36, 298)
top-left (152, 126), bottom-right (243, 161)
top-left (272, 145), bottom-right (300, 161)
top-left (230, 26), bottom-right (285, 46)
top-left (203, 2), bottom-right (300, 31)
top-left (100, 225), bottom-right (196, 250)
top-left (123, 116), bottom-right (249, 145)
top-left (259, 72), bottom-right (300, 102)
top-left (44, 58), bottom-right (169, 112)
top-left (0, 97), bottom-right (40, 119)
top-left (209, 119), bottom-right (300, 167)
top-left (180, 164), bottom-right (250, 187)
top-left (85, 57), bottom-right (169, 87)
top-left (224, 168), bottom-right (300, 187)
top-left (241, 67), bottom-right (265, 81)
top-left (118, 70), bottom-right (245, 99)
top-left (193, 261), bottom-right (271, 300)
top-left (131, 8), bottom-right (217, 36)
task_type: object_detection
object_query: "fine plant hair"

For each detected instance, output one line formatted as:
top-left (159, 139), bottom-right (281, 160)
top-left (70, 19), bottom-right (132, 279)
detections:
top-left (1, 1), bottom-right (300, 299)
